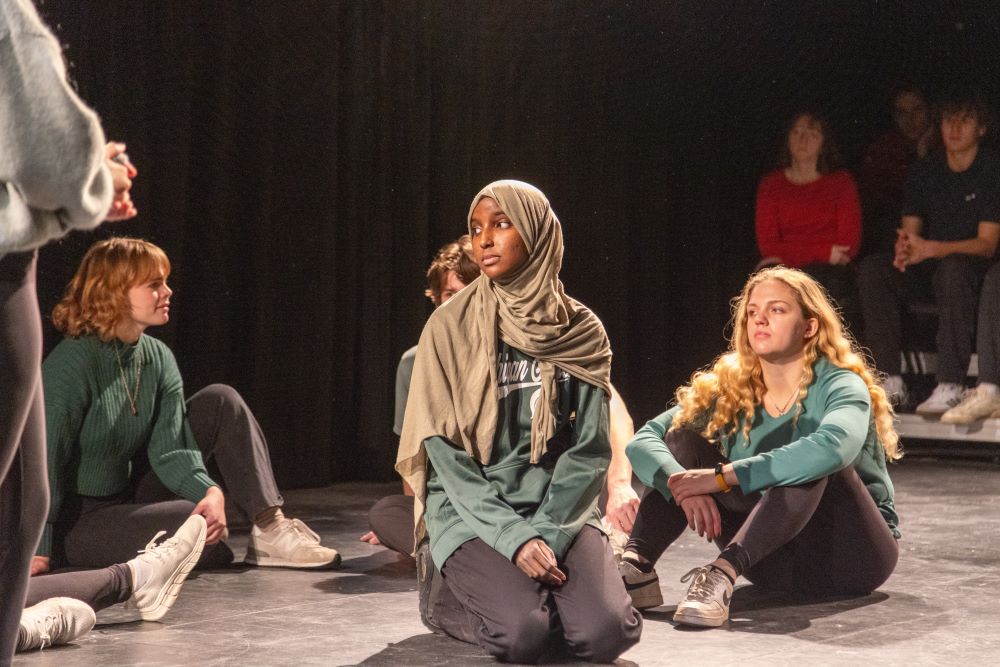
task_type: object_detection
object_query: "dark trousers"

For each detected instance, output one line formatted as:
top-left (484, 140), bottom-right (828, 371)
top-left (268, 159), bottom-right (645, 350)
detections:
top-left (858, 253), bottom-right (988, 381)
top-left (368, 494), bottom-right (415, 556)
top-left (976, 263), bottom-right (1000, 386)
top-left (627, 429), bottom-right (898, 597)
top-left (54, 384), bottom-right (283, 569)
top-left (0, 252), bottom-right (49, 666)
top-left (434, 526), bottom-right (642, 664)
top-left (25, 564), bottom-right (132, 613)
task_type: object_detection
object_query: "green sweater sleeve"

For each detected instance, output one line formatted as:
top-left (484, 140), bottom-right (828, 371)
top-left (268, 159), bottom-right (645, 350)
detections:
top-left (529, 381), bottom-right (611, 560)
top-left (147, 350), bottom-right (216, 502)
top-left (424, 436), bottom-right (542, 562)
top-left (38, 340), bottom-right (91, 557)
top-left (731, 371), bottom-right (871, 493)
top-left (625, 405), bottom-right (685, 501)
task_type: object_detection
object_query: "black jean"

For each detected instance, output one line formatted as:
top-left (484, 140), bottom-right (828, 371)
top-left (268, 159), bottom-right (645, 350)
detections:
top-left (52, 384), bottom-right (284, 569)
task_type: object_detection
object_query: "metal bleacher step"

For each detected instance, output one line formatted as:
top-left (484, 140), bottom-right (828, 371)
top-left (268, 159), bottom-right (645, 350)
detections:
top-left (896, 412), bottom-right (1000, 444)
top-left (895, 352), bottom-right (1000, 445)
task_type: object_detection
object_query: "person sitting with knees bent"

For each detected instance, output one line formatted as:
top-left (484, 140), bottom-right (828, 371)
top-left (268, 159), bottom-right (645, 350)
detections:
top-left (621, 266), bottom-right (901, 627)
top-left (396, 181), bottom-right (642, 663)
top-left (34, 237), bottom-right (340, 580)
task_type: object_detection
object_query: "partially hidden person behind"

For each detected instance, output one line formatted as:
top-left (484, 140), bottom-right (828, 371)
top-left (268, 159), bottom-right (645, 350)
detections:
top-left (33, 237), bottom-right (341, 585)
top-left (858, 95), bottom-right (1000, 412)
top-left (621, 266), bottom-right (901, 628)
top-left (396, 181), bottom-right (642, 663)
top-left (755, 110), bottom-right (862, 323)
top-left (365, 235), bottom-right (640, 557)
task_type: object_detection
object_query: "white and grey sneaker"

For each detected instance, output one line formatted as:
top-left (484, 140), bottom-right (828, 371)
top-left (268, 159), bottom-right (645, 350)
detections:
top-left (915, 383), bottom-right (964, 417)
top-left (619, 558), bottom-right (663, 610)
top-left (673, 565), bottom-right (733, 628)
top-left (17, 597), bottom-right (95, 652)
top-left (941, 385), bottom-right (1000, 424)
top-left (245, 518), bottom-right (341, 569)
top-left (127, 514), bottom-right (207, 621)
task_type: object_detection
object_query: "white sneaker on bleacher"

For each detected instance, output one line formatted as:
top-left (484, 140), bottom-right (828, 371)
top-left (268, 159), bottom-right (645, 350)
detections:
top-left (915, 383), bottom-right (964, 417)
top-left (941, 385), bottom-right (1000, 424)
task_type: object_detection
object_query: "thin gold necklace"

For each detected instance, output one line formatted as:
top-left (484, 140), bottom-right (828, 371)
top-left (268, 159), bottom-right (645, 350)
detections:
top-left (115, 341), bottom-right (143, 416)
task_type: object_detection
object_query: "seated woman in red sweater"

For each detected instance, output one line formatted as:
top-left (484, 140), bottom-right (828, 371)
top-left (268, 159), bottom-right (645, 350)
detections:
top-left (755, 111), bottom-right (862, 321)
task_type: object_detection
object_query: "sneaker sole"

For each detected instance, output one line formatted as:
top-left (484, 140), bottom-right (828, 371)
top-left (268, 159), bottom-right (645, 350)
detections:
top-left (140, 521), bottom-right (207, 622)
top-left (673, 609), bottom-right (728, 627)
top-left (624, 581), bottom-right (664, 610)
top-left (245, 553), bottom-right (342, 569)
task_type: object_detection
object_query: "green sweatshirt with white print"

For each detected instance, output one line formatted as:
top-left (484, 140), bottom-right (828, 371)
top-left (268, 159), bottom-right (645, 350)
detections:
top-left (423, 340), bottom-right (610, 568)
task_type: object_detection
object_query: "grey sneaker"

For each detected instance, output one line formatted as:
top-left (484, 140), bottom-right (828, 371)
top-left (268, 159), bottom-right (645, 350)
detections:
top-left (416, 540), bottom-right (443, 633)
top-left (673, 565), bottom-right (733, 627)
top-left (245, 518), bottom-right (341, 569)
top-left (619, 558), bottom-right (663, 610)
top-left (17, 597), bottom-right (96, 652)
top-left (127, 514), bottom-right (207, 621)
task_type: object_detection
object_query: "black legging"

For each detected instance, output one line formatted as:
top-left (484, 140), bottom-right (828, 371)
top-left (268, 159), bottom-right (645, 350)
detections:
top-left (0, 251), bottom-right (49, 665)
top-left (25, 564), bottom-right (133, 613)
top-left (626, 428), bottom-right (899, 597)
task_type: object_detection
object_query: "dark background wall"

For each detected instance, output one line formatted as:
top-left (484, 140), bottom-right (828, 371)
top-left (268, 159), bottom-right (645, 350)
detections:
top-left (33, 1), bottom-right (999, 487)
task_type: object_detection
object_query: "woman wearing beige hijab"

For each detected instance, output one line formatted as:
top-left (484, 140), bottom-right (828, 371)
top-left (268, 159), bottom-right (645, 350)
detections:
top-left (397, 180), bottom-right (641, 663)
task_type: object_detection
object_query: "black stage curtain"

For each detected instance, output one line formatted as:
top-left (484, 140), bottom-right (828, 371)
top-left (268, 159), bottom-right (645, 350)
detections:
top-left (33, 1), bottom-right (999, 486)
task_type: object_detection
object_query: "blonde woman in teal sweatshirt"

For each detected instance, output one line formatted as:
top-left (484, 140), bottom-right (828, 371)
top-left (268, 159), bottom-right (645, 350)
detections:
top-left (621, 266), bottom-right (901, 628)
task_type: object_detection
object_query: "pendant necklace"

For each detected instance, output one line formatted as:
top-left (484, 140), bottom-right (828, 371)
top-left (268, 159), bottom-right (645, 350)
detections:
top-left (115, 342), bottom-right (143, 416)
top-left (767, 373), bottom-right (803, 416)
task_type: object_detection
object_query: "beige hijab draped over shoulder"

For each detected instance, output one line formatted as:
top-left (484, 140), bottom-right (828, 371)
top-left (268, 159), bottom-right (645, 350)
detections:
top-left (395, 180), bottom-right (612, 552)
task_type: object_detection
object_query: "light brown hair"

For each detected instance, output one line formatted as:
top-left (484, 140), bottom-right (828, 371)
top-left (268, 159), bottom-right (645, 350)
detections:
top-left (424, 234), bottom-right (479, 304)
top-left (52, 237), bottom-right (171, 341)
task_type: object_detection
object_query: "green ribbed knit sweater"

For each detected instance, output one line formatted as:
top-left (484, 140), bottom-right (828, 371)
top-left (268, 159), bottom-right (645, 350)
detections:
top-left (38, 334), bottom-right (217, 556)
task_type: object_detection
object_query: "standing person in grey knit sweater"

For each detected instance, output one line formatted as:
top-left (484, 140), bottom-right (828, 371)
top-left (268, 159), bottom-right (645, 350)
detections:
top-left (33, 237), bottom-right (341, 583)
top-left (1, 0), bottom-right (137, 661)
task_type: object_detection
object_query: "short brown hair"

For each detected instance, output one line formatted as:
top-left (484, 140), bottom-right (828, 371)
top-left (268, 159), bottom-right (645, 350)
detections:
top-left (424, 234), bottom-right (479, 303)
top-left (52, 237), bottom-right (171, 341)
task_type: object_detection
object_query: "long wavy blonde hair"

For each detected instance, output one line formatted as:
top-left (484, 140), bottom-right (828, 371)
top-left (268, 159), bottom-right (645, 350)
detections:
top-left (671, 266), bottom-right (901, 461)
top-left (52, 237), bottom-right (171, 341)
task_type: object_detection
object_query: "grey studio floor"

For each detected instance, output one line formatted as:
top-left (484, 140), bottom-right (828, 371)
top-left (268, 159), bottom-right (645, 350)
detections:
top-left (14, 455), bottom-right (1000, 667)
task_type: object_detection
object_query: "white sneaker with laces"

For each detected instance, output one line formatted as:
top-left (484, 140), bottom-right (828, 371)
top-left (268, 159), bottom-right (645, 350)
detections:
top-left (127, 514), bottom-right (207, 621)
top-left (17, 597), bottom-right (95, 652)
top-left (245, 518), bottom-right (341, 569)
top-left (673, 565), bottom-right (734, 628)
top-left (915, 383), bottom-right (964, 417)
top-left (941, 385), bottom-right (1000, 424)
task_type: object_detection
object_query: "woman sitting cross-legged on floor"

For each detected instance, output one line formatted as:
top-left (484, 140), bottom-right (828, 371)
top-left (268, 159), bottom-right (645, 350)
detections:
top-left (621, 266), bottom-right (902, 627)
top-left (32, 237), bottom-right (339, 580)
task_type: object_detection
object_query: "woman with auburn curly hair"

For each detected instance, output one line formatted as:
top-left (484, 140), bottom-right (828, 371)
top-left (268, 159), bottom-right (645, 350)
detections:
top-left (620, 266), bottom-right (901, 628)
top-left (33, 237), bottom-right (340, 578)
